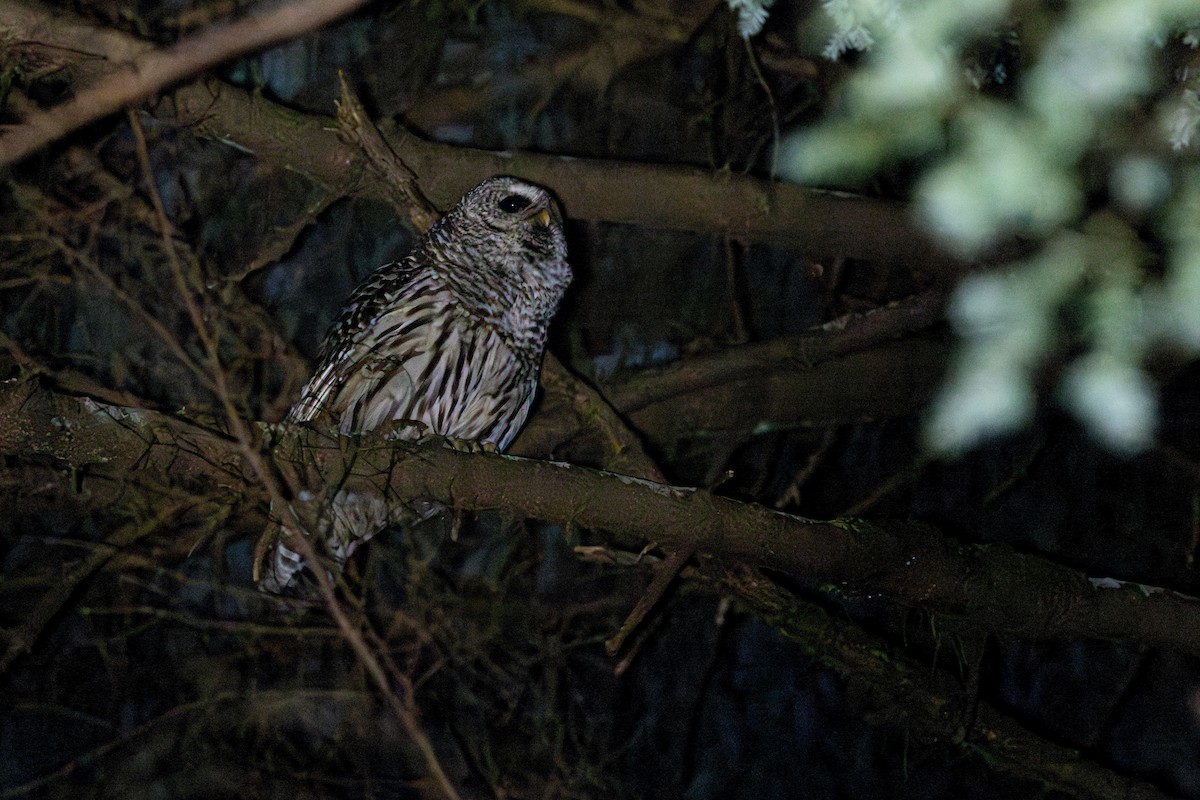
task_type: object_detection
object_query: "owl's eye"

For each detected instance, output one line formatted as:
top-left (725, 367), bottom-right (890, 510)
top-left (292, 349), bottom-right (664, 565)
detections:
top-left (498, 194), bottom-right (532, 214)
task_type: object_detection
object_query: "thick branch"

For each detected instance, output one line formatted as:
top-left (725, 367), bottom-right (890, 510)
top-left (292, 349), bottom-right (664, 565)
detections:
top-left (729, 576), bottom-right (1172, 800)
top-left (168, 79), bottom-right (960, 270)
top-left (0, 0), bottom-right (369, 165)
top-left (621, 338), bottom-right (950, 446)
top-left (5, 376), bottom-right (1200, 660)
top-left (604, 290), bottom-right (946, 414)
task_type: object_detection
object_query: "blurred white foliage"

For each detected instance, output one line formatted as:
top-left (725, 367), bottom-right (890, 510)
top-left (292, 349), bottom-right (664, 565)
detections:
top-left (1111, 156), bottom-right (1172, 212)
top-left (927, 236), bottom-right (1086, 454)
top-left (728, 0), bottom-right (775, 38)
top-left (917, 107), bottom-right (1080, 255)
top-left (1163, 170), bottom-right (1200, 348)
top-left (819, 0), bottom-right (903, 58)
top-left (1166, 89), bottom-right (1200, 150)
top-left (925, 362), bottom-right (1034, 454)
top-left (785, 0), bottom-right (1200, 455)
top-left (1175, 18), bottom-right (1200, 47)
top-left (1031, 1), bottom-right (1156, 115)
top-left (1061, 355), bottom-right (1156, 454)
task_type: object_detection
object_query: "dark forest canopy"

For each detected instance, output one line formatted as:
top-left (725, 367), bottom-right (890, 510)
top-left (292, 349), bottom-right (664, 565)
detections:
top-left (1, 1), bottom-right (1200, 799)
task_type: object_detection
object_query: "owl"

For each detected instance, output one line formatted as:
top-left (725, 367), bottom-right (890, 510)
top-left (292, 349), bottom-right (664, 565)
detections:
top-left (258, 176), bottom-right (571, 592)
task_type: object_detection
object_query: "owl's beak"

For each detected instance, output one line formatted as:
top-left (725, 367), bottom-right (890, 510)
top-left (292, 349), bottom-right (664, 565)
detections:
top-left (533, 208), bottom-right (552, 227)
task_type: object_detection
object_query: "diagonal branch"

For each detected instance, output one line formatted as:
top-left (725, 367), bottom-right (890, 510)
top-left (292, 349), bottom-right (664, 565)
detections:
top-left (335, 72), bottom-right (440, 233)
top-left (618, 337), bottom-right (950, 446)
top-left (727, 574), bottom-right (1174, 800)
top-left (0, 0), bottom-right (369, 165)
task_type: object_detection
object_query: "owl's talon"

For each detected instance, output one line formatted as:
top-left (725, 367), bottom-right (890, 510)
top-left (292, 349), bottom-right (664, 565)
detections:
top-left (442, 436), bottom-right (497, 454)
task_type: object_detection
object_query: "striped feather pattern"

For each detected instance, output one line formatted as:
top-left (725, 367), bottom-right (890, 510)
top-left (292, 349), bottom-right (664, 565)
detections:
top-left (259, 176), bottom-right (570, 592)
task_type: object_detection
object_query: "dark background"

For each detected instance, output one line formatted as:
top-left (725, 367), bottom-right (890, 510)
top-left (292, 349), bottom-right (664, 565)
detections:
top-left (2, 2), bottom-right (1199, 799)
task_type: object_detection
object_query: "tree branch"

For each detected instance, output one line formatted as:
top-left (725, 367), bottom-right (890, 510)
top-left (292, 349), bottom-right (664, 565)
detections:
top-left (723, 575), bottom-right (1173, 800)
top-left (604, 290), bottom-right (947, 414)
top-left (166, 78), bottom-right (961, 271)
top-left (5, 376), bottom-right (1200, 661)
top-left (619, 338), bottom-right (950, 447)
top-left (0, 0), bottom-right (964, 273)
top-left (0, 0), bottom-right (370, 166)
top-left (335, 72), bottom-right (440, 233)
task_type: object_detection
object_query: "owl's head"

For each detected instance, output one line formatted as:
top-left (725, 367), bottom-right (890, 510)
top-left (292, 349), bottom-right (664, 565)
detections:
top-left (428, 176), bottom-right (571, 327)
top-left (452, 176), bottom-right (565, 254)
top-left (461, 176), bottom-right (563, 229)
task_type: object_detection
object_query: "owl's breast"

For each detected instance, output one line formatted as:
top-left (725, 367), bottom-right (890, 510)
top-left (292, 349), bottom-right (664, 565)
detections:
top-left (333, 306), bottom-right (538, 449)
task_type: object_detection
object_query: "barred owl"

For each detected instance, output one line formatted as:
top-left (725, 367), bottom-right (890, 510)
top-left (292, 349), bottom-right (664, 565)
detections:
top-left (258, 176), bottom-right (571, 592)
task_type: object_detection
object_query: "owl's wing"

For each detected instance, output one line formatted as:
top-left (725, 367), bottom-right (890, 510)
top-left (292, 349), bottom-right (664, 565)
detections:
top-left (286, 260), bottom-right (445, 432)
top-left (322, 312), bottom-right (446, 435)
top-left (286, 258), bottom-right (538, 446)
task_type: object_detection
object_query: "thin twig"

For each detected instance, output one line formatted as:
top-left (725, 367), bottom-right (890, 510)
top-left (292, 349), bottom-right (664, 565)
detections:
top-left (775, 427), bottom-right (838, 509)
top-left (743, 36), bottom-right (780, 179)
top-left (604, 544), bottom-right (694, 656)
top-left (839, 456), bottom-right (930, 517)
top-left (335, 72), bottom-right (439, 232)
top-left (126, 111), bottom-right (462, 800)
top-left (79, 604), bottom-right (342, 637)
top-left (0, 690), bottom-right (370, 798)
top-left (0, 501), bottom-right (192, 673)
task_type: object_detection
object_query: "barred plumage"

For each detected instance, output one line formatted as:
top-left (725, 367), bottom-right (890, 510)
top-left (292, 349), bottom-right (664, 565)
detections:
top-left (258, 176), bottom-right (571, 592)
